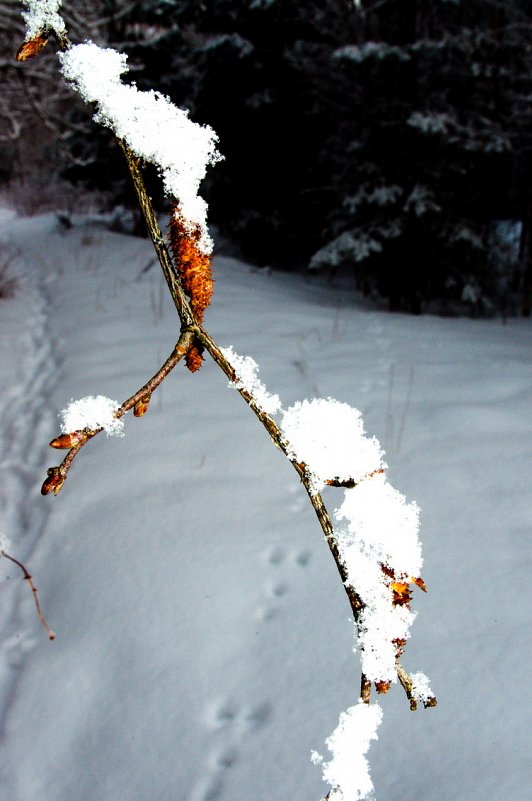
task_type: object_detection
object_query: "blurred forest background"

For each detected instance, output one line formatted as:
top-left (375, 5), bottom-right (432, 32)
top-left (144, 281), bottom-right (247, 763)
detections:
top-left (2, 0), bottom-right (532, 316)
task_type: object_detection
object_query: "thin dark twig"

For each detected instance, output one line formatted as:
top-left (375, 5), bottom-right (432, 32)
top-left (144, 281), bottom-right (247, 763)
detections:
top-left (43, 329), bottom-right (195, 493)
top-left (117, 144), bottom-right (433, 706)
top-left (397, 662), bottom-right (437, 711)
top-left (19, 24), bottom-right (436, 708)
top-left (1, 550), bottom-right (55, 640)
top-left (118, 144), bottom-right (358, 618)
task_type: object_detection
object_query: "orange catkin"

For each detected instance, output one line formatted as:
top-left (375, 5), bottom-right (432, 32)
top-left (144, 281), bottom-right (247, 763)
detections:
top-left (169, 206), bottom-right (214, 372)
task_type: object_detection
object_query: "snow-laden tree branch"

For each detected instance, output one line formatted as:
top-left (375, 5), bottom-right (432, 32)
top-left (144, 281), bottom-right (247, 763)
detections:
top-left (9, 3), bottom-right (437, 799)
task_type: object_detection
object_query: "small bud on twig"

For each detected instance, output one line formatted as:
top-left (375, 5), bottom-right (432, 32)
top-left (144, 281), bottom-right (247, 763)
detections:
top-left (16, 35), bottom-right (48, 62)
top-left (49, 430), bottom-right (88, 449)
top-left (133, 394), bottom-right (151, 417)
top-left (41, 467), bottom-right (65, 496)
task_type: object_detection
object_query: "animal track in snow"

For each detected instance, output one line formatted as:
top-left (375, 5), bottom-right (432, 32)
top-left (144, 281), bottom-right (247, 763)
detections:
top-left (264, 546), bottom-right (312, 569)
top-left (267, 546), bottom-right (284, 565)
top-left (213, 747), bottom-right (237, 769)
top-left (207, 698), bottom-right (272, 733)
top-left (193, 699), bottom-right (272, 800)
top-left (257, 546), bottom-right (312, 620)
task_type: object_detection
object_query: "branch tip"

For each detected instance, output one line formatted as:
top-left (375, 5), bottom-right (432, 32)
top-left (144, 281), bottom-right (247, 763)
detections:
top-left (41, 466), bottom-right (65, 496)
top-left (16, 34), bottom-right (49, 62)
top-left (1, 550), bottom-right (55, 640)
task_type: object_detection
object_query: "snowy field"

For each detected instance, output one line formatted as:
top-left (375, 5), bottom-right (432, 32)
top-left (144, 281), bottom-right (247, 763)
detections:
top-left (0, 206), bottom-right (530, 801)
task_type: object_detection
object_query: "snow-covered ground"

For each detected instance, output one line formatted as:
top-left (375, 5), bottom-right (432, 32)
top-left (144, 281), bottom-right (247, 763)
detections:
top-left (0, 207), bottom-right (530, 801)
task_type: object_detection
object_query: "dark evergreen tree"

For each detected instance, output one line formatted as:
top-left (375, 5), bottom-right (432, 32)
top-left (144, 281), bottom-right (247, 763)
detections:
top-left (8, 0), bottom-right (532, 311)
top-left (311, 0), bottom-right (532, 313)
top-left (126, 0), bottom-right (355, 266)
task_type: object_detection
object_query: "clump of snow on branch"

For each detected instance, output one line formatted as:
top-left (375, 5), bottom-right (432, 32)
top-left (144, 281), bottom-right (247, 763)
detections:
top-left (59, 42), bottom-right (221, 253)
top-left (311, 700), bottom-right (383, 801)
top-left (220, 346), bottom-right (281, 414)
top-left (334, 42), bottom-right (410, 63)
top-left (343, 183), bottom-right (403, 215)
top-left (336, 474), bottom-right (422, 577)
top-left (334, 474), bottom-right (422, 682)
top-left (60, 395), bottom-right (124, 437)
top-left (348, 551), bottom-right (416, 681)
top-left (280, 399), bottom-right (385, 494)
top-left (404, 184), bottom-right (441, 217)
top-left (22, 0), bottom-right (65, 39)
top-left (407, 111), bottom-right (455, 135)
top-left (410, 671), bottom-right (434, 705)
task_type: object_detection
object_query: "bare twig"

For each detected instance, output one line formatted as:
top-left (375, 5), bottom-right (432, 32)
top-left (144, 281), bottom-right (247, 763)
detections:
top-left (42, 328), bottom-right (195, 494)
top-left (18, 22), bottom-right (437, 710)
top-left (118, 142), bottom-right (435, 708)
top-left (1, 550), bottom-right (55, 640)
top-left (396, 662), bottom-right (437, 711)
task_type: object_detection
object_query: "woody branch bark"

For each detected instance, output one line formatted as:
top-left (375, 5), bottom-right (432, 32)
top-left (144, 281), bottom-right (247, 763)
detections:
top-left (118, 143), bottom-right (431, 708)
top-left (42, 329), bottom-right (194, 495)
top-left (18, 20), bottom-right (435, 710)
top-left (119, 142), bottom-right (363, 610)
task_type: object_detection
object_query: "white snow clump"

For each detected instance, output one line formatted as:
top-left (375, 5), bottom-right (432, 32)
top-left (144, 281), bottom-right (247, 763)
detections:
top-left (336, 473), bottom-right (422, 577)
top-left (334, 473), bottom-right (422, 682)
top-left (280, 398), bottom-right (385, 494)
top-left (60, 395), bottom-right (124, 437)
top-left (311, 700), bottom-right (383, 801)
top-left (59, 42), bottom-right (221, 253)
top-left (22, 0), bottom-right (66, 39)
top-left (221, 346), bottom-right (282, 414)
top-left (334, 42), bottom-right (410, 63)
top-left (410, 671), bottom-right (434, 705)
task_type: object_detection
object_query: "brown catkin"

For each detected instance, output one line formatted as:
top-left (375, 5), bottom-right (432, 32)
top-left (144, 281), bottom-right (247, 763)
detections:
top-left (169, 206), bottom-right (214, 372)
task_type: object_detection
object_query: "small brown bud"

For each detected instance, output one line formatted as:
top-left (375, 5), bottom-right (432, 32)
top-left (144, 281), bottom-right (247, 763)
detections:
top-left (185, 344), bottom-right (204, 373)
top-left (16, 35), bottom-right (48, 62)
top-left (49, 430), bottom-right (87, 449)
top-left (325, 477), bottom-right (357, 488)
top-left (41, 467), bottom-right (65, 496)
top-left (375, 680), bottom-right (392, 695)
top-left (133, 394), bottom-right (151, 417)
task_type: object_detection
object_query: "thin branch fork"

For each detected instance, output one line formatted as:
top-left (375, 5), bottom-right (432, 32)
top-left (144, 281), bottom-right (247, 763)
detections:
top-left (22, 30), bottom-right (436, 709)
top-left (117, 145), bottom-right (431, 708)
top-left (42, 328), bottom-right (195, 494)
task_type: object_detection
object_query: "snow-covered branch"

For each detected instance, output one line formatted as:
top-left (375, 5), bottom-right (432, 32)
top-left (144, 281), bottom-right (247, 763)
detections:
top-left (13, 4), bottom-right (437, 800)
